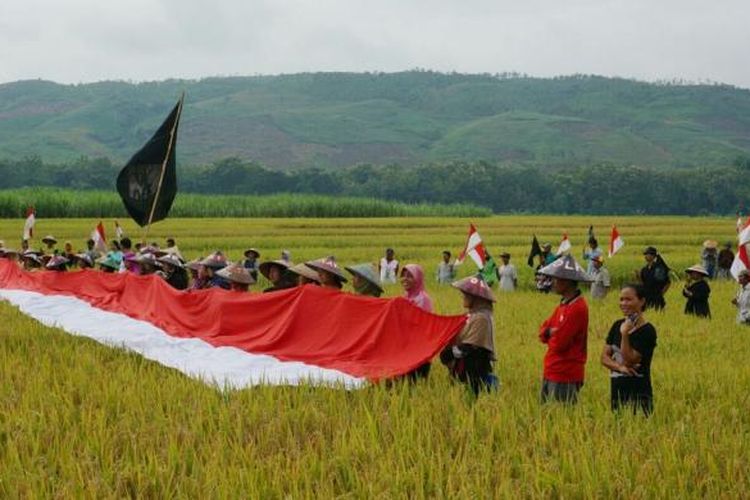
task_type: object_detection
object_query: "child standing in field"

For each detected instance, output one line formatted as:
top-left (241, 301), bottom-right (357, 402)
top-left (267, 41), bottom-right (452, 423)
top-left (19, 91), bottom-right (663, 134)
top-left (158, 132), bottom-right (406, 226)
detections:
top-left (537, 255), bottom-right (590, 404)
top-left (601, 284), bottom-right (657, 415)
top-left (440, 275), bottom-right (497, 396)
top-left (682, 265), bottom-right (711, 318)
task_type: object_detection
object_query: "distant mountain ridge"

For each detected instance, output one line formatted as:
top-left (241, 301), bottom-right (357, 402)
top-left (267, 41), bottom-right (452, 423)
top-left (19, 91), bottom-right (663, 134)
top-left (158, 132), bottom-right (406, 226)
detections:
top-left (1, 71), bottom-right (749, 168)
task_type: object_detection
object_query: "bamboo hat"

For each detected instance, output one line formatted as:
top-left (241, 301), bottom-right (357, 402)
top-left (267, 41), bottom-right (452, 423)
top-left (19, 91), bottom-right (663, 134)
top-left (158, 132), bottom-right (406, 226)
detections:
top-left (702, 240), bottom-right (718, 250)
top-left (305, 257), bottom-right (348, 283)
top-left (200, 252), bottom-right (228, 269)
top-left (451, 275), bottom-right (496, 303)
top-left (685, 264), bottom-right (709, 277)
top-left (259, 259), bottom-right (292, 280)
top-left (41, 235), bottom-right (57, 245)
top-left (45, 255), bottom-right (69, 269)
top-left (244, 248), bottom-right (261, 258)
top-left (97, 255), bottom-right (120, 270)
top-left (135, 253), bottom-right (160, 267)
top-left (345, 263), bottom-right (383, 294)
top-left (216, 264), bottom-right (256, 285)
top-left (21, 250), bottom-right (43, 265)
top-left (538, 255), bottom-right (593, 282)
top-left (158, 254), bottom-right (184, 268)
top-left (287, 262), bottom-right (321, 283)
top-left (72, 253), bottom-right (94, 268)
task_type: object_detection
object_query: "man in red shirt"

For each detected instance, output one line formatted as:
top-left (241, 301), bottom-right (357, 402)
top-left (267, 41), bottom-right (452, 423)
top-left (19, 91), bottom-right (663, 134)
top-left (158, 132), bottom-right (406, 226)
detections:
top-left (537, 255), bottom-right (592, 404)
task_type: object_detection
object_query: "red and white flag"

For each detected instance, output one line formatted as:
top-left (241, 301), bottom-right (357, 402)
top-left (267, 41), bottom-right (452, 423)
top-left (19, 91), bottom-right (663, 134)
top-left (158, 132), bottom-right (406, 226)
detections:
top-left (556, 233), bottom-right (571, 255)
top-left (22, 206), bottom-right (35, 240)
top-left (91, 221), bottom-right (107, 253)
top-left (455, 223), bottom-right (487, 268)
top-left (609, 225), bottom-right (625, 257)
top-left (114, 220), bottom-right (124, 240)
top-left (731, 218), bottom-right (750, 279)
top-left (0, 261), bottom-right (466, 389)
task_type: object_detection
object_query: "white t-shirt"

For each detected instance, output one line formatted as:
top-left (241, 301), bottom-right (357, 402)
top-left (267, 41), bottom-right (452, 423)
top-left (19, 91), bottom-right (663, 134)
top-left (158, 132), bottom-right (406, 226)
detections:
top-left (498, 264), bottom-right (517, 291)
top-left (380, 257), bottom-right (399, 284)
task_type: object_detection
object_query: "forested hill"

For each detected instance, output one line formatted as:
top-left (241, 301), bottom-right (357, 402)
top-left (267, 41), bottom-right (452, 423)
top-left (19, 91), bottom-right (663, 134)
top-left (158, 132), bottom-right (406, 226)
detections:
top-left (1, 72), bottom-right (750, 169)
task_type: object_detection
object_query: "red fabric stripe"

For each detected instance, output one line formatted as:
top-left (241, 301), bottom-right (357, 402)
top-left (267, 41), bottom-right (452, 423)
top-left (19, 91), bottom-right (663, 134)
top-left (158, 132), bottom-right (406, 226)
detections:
top-left (0, 260), bottom-right (466, 380)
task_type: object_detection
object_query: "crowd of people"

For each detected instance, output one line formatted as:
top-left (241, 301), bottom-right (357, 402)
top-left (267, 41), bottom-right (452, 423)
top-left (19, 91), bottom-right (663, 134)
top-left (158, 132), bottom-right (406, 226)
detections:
top-left (0, 231), bottom-right (748, 414)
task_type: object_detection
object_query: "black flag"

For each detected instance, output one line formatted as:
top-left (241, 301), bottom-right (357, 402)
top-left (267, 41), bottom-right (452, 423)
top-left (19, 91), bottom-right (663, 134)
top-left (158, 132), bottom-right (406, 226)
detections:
top-left (116, 95), bottom-right (183, 227)
top-left (527, 234), bottom-right (542, 267)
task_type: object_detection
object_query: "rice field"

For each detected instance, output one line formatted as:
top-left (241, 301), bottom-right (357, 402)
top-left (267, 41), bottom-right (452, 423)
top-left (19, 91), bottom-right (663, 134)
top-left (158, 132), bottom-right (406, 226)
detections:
top-left (1, 215), bottom-right (748, 497)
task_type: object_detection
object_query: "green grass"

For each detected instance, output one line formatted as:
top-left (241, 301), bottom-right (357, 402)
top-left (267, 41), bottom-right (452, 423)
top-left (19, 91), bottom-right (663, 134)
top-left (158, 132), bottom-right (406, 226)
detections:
top-left (1, 215), bottom-right (748, 496)
top-left (0, 188), bottom-right (491, 218)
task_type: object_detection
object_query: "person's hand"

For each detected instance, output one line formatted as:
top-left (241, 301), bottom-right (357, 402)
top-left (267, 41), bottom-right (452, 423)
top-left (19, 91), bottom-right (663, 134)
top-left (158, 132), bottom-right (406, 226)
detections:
top-left (732, 298), bottom-right (738, 306)
top-left (618, 364), bottom-right (638, 376)
top-left (451, 345), bottom-right (464, 359)
top-left (620, 319), bottom-right (633, 336)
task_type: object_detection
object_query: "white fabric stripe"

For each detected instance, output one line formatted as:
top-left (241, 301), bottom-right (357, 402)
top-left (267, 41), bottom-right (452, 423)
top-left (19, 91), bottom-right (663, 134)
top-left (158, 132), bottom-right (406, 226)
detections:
top-left (0, 289), bottom-right (365, 390)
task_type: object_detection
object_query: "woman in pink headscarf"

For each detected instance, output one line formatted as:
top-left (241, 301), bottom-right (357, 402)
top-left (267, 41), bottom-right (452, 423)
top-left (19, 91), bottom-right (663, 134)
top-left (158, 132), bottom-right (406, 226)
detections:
top-left (401, 264), bottom-right (433, 312)
top-left (399, 263), bottom-right (434, 381)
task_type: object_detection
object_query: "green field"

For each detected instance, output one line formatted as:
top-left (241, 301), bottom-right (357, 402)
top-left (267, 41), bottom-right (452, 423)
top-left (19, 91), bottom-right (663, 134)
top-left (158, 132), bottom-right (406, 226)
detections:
top-left (1, 216), bottom-right (748, 497)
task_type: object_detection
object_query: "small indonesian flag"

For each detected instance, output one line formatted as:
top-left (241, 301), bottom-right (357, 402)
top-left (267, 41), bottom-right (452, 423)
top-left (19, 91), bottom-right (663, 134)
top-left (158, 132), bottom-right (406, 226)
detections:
top-left (23, 206), bottom-right (35, 240)
top-left (556, 233), bottom-right (571, 255)
top-left (115, 220), bottom-right (124, 240)
top-left (91, 221), bottom-right (107, 253)
top-left (456, 223), bottom-right (487, 269)
top-left (609, 225), bottom-right (624, 257)
top-left (738, 217), bottom-right (750, 246)
top-left (731, 244), bottom-right (750, 280)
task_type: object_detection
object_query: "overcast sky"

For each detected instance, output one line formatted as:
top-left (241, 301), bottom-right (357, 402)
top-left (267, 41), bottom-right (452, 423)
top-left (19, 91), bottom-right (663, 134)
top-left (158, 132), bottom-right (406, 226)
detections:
top-left (1, 0), bottom-right (748, 88)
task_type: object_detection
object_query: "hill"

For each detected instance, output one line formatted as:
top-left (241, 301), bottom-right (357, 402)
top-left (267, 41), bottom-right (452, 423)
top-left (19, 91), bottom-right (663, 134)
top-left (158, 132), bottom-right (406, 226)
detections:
top-left (1, 72), bottom-right (750, 168)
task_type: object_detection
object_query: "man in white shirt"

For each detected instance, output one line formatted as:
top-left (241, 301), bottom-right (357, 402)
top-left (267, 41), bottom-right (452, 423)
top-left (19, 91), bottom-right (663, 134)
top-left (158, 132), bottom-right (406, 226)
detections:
top-left (436, 250), bottom-right (456, 284)
top-left (498, 252), bottom-right (517, 291)
top-left (590, 255), bottom-right (610, 300)
top-left (732, 270), bottom-right (750, 325)
top-left (379, 248), bottom-right (399, 284)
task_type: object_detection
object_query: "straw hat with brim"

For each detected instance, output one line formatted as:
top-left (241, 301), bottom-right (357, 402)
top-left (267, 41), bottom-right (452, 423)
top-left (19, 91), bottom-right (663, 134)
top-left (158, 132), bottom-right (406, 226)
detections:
top-left (452, 276), bottom-right (496, 303)
top-left (305, 258), bottom-right (348, 283)
top-left (72, 253), bottom-right (94, 267)
top-left (186, 259), bottom-right (203, 271)
top-left (685, 264), bottom-right (709, 277)
top-left (259, 259), bottom-right (291, 280)
top-left (200, 253), bottom-right (228, 269)
top-left (0, 248), bottom-right (19, 256)
top-left (97, 256), bottom-right (120, 270)
top-left (216, 264), bottom-right (256, 285)
top-left (244, 248), bottom-right (261, 258)
top-left (21, 251), bottom-right (42, 264)
top-left (158, 254), bottom-right (184, 268)
top-left (46, 255), bottom-right (69, 269)
top-left (136, 253), bottom-right (160, 267)
top-left (42, 235), bottom-right (57, 245)
top-left (703, 240), bottom-right (718, 249)
top-left (538, 255), bottom-right (593, 282)
top-left (288, 262), bottom-right (321, 283)
top-left (345, 263), bottom-right (383, 293)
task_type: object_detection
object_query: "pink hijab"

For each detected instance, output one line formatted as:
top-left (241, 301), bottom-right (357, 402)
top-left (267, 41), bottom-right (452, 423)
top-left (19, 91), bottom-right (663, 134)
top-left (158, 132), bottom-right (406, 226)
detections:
top-left (402, 264), bottom-right (433, 313)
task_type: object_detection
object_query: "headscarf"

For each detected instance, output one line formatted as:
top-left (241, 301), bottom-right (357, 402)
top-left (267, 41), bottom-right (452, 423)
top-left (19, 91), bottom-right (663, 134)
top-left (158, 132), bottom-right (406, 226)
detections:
top-left (402, 264), bottom-right (433, 313)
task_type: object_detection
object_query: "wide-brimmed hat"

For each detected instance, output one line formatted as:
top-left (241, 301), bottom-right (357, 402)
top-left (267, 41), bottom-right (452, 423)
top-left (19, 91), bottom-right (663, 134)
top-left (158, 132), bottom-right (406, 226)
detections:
top-left (135, 253), bottom-right (160, 267)
top-left (0, 248), bottom-right (18, 257)
top-left (200, 252), bottom-right (228, 269)
top-left (643, 246), bottom-right (658, 255)
top-left (141, 245), bottom-right (166, 257)
top-left (451, 275), bottom-right (496, 303)
top-left (46, 255), bottom-right (69, 269)
top-left (21, 250), bottom-right (43, 264)
top-left (158, 254), bottom-right (184, 268)
top-left (96, 255), bottom-right (120, 270)
top-left (685, 264), bottom-right (709, 277)
top-left (702, 239), bottom-right (718, 250)
top-left (259, 259), bottom-right (292, 279)
top-left (542, 243), bottom-right (552, 251)
top-left (244, 248), bottom-right (261, 258)
top-left (287, 262), bottom-right (321, 283)
top-left (538, 255), bottom-right (593, 282)
top-left (216, 264), bottom-right (256, 285)
top-left (345, 263), bottom-right (383, 293)
top-left (72, 253), bottom-right (94, 267)
top-left (305, 257), bottom-right (348, 283)
top-left (186, 258), bottom-right (203, 271)
top-left (41, 235), bottom-right (57, 245)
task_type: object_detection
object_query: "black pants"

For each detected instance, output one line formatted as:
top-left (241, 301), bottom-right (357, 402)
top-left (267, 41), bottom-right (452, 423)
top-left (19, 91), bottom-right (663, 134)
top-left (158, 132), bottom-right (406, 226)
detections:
top-left (440, 345), bottom-right (493, 396)
top-left (611, 377), bottom-right (653, 416)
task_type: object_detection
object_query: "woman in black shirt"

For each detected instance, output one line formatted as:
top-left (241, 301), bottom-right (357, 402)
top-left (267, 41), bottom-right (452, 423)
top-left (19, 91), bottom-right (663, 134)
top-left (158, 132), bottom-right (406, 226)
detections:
top-left (601, 284), bottom-right (657, 415)
top-left (682, 265), bottom-right (711, 318)
top-left (638, 246), bottom-right (670, 310)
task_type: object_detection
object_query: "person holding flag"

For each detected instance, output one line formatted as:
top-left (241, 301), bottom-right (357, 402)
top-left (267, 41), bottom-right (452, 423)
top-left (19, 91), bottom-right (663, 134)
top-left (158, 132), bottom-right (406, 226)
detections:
top-left (480, 251), bottom-right (501, 287)
top-left (582, 227), bottom-right (603, 275)
top-left (609, 226), bottom-right (625, 258)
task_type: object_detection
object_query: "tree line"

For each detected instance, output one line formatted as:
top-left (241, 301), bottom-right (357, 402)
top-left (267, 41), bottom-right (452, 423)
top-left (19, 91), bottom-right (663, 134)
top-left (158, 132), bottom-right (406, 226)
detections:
top-left (2, 155), bottom-right (749, 215)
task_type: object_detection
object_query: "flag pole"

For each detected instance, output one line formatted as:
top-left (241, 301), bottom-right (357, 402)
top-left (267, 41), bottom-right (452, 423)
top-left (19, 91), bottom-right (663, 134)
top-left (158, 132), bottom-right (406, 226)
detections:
top-left (142, 92), bottom-right (184, 244)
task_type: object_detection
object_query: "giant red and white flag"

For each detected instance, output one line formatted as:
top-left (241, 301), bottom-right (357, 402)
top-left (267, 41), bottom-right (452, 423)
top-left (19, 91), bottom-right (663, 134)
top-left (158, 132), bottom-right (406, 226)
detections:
top-left (609, 225), bottom-right (624, 257)
top-left (556, 233), bottom-right (571, 256)
top-left (0, 261), bottom-right (466, 389)
top-left (22, 206), bottom-right (35, 240)
top-left (455, 223), bottom-right (487, 269)
top-left (91, 221), bottom-right (107, 253)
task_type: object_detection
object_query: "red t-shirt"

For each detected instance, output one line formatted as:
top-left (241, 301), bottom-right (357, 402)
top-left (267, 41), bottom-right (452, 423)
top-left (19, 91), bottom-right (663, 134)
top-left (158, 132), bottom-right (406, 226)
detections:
top-left (538, 294), bottom-right (589, 383)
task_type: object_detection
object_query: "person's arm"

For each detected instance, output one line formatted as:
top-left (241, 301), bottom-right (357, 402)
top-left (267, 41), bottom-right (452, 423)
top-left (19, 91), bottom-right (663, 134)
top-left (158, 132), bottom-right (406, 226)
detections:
top-left (538, 314), bottom-right (554, 344)
top-left (547, 302), bottom-right (586, 352)
top-left (618, 319), bottom-right (643, 366)
top-left (600, 344), bottom-right (637, 375)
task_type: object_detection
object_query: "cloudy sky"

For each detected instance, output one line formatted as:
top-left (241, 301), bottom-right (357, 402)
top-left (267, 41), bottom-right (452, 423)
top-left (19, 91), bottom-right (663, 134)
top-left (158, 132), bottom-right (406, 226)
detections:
top-left (1, 0), bottom-right (748, 87)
